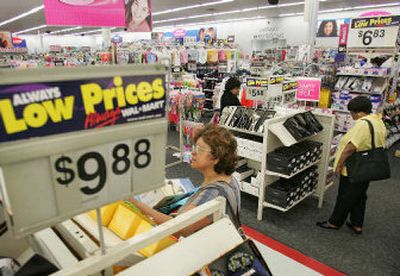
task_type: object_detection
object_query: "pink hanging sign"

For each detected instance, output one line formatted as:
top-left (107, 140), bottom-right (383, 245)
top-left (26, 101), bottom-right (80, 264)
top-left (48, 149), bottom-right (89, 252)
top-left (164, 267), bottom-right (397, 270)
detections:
top-left (339, 24), bottom-right (350, 46)
top-left (296, 78), bottom-right (321, 102)
top-left (45, 0), bottom-right (125, 27)
top-left (360, 11), bottom-right (392, 17)
top-left (172, 29), bottom-right (187, 38)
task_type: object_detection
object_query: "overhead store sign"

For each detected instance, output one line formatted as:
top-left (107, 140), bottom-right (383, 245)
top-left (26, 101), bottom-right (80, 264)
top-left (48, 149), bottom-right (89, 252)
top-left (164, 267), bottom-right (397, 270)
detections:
top-left (164, 27), bottom-right (217, 44)
top-left (0, 73), bottom-right (165, 143)
top-left (12, 37), bottom-right (27, 49)
top-left (347, 15), bottom-right (400, 48)
top-left (246, 77), bottom-right (285, 88)
top-left (296, 78), bottom-right (321, 102)
top-left (44, 0), bottom-right (152, 32)
top-left (246, 78), bottom-right (269, 88)
top-left (245, 78), bottom-right (283, 100)
top-left (0, 65), bottom-right (167, 238)
top-left (0, 32), bottom-right (12, 49)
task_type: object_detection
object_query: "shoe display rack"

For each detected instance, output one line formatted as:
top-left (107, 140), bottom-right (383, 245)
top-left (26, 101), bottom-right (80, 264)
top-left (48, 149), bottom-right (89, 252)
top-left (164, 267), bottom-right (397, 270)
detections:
top-left (221, 110), bottom-right (334, 221)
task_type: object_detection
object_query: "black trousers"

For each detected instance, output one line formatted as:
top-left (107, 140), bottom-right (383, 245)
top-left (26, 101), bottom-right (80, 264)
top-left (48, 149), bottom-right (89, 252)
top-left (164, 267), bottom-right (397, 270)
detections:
top-left (329, 176), bottom-right (370, 228)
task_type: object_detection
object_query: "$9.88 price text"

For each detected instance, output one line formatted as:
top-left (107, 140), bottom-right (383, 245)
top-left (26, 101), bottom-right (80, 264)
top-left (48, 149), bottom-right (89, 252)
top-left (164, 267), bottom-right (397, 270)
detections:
top-left (54, 139), bottom-right (151, 195)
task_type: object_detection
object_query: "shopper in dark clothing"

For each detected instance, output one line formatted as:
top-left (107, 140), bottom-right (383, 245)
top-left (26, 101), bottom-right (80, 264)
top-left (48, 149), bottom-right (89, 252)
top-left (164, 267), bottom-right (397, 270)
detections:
top-left (220, 77), bottom-right (241, 112)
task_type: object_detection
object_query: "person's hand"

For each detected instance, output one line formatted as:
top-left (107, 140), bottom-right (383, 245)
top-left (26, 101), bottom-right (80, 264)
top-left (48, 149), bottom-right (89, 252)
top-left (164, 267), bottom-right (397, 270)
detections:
top-left (335, 166), bottom-right (342, 178)
top-left (129, 197), bottom-right (140, 206)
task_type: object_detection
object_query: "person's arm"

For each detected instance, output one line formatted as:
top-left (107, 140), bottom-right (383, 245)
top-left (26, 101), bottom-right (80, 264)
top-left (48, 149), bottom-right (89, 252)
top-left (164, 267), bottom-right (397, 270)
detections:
top-left (335, 142), bottom-right (357, 177)
top-left (129, 198), bottom-right (173, 225)
top-left (172, 204), bottom-right (212, 237)
top-left (129, 199), bottom-right (212, 238)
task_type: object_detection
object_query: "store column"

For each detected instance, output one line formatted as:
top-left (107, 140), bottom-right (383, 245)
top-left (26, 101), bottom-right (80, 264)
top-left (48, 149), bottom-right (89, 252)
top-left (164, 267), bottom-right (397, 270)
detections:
top-left (102, 28), bottom-right (111, 49)
top-left (304, 0), bottom-right (320, 61)
top-left (38, 31), bottom-right (45, 53)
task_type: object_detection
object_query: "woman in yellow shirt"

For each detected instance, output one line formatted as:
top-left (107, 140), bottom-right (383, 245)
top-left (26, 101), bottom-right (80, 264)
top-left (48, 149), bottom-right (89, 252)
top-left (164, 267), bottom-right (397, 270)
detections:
top-left (317, 96), bottom-right (386, 234)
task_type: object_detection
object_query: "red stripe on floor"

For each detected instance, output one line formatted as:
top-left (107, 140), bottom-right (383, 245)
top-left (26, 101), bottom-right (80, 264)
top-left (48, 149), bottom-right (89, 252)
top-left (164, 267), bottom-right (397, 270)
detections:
top-left (243, 225), bottom-right (345, 276)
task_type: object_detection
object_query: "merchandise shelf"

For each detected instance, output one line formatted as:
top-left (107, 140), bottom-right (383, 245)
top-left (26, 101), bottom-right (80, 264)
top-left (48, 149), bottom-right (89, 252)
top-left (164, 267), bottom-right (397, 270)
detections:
top-left (265, 159), bottom-right (321, 179)
top-left (336, 72), bottom-right (389, 78)
top-left (220, 125), bottom-right (264, 137)
top-left (283, 89), bottom-right (296, 94)
top-left (263, 189), bottom-right (315, 212)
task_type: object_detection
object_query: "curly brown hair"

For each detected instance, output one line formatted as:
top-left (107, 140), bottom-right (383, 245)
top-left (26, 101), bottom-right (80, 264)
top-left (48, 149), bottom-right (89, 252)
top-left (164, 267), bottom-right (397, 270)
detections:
top-left (194, 124), bottom-right (238, 175)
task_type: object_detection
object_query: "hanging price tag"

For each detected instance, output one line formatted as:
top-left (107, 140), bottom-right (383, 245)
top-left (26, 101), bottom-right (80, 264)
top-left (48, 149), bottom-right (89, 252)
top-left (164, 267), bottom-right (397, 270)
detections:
top-left (347, 15), bottom-right (400, 48)
top-left (0, 65), bottom-right (167, 238)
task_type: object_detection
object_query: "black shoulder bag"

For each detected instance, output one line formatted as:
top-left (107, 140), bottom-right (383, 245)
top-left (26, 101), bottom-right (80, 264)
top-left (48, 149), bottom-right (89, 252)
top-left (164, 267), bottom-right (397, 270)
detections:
top-left (346, 119), bottom-right (391, 184)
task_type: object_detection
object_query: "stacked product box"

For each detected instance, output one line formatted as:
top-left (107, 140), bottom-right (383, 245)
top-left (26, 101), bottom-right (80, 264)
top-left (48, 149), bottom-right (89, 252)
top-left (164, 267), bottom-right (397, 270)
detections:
top-left (265, 166), bottom-right (319, 208)
top-left (267, 140), bottom-right (323, 176)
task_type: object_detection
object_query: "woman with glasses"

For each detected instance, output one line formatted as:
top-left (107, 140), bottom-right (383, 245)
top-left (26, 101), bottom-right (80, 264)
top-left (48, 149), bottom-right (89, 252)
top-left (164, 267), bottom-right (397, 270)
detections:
top-left (130, 124), bottom-right (240, 237)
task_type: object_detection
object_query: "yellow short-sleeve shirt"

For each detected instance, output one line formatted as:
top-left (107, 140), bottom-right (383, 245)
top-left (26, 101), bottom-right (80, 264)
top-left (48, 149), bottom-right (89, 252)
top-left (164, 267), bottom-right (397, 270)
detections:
top-left (334, 114), bottom-right (386, 176)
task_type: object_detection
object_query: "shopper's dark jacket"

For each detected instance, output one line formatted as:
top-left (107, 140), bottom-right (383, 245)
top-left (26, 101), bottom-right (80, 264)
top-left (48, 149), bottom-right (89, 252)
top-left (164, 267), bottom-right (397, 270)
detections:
top-left (221, 91), bottom-right (240, 112)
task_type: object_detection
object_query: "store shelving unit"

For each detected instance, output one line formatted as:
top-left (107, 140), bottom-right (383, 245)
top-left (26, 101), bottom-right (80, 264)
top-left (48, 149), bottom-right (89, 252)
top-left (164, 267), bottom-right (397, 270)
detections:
top-left (48, 198), bottom-right (244, 276)
top-left (221, 112), bottom-right (334, 220)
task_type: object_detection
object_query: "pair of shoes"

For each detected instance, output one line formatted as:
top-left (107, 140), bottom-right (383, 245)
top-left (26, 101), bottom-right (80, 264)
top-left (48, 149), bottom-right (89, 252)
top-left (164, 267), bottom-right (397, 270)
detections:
top-left (316, 221), bottom-right (339, 230)
top-left (346, 222), bottom-right (362, 235)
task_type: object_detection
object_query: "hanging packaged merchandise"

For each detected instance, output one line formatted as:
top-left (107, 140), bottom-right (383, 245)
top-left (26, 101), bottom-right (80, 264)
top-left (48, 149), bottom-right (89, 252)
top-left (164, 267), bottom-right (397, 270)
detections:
top-left (180, 48), bottom-right (189, 64)
top-left (192, 239), bottom-right (273, 276)
top-left (198, 48), bottom-right (208, 64)
top-left (218, 49), bottom-right (227, 62)
top-left (188, 48), bottom-right (199, 63)
top-left (207, 49), bottom-right (219, 64)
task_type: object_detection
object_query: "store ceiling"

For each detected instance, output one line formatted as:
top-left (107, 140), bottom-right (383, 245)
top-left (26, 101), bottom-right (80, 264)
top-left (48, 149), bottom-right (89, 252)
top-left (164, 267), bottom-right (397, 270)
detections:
top-left (0, 0), bottom-right (398, 35)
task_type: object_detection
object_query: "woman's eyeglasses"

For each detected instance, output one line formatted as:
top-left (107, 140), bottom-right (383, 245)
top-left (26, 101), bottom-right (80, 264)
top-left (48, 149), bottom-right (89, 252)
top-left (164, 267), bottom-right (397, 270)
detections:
top-left (192, 144), bottom-right (212, 154)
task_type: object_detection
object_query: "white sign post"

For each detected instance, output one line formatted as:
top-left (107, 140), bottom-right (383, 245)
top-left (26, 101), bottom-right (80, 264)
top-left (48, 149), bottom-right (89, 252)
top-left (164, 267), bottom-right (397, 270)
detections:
top-left (0, 65), bottom-right (168, 238)
top-left (347, 15), bottom-right (400, 48)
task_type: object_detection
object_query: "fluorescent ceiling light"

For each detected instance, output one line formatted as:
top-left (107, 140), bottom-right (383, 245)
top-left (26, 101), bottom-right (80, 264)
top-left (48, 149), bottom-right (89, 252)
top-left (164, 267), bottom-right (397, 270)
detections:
top-left (280, 12), bottom-right (304, 17)
top-left (351, 2), bottom-right (400, 9)
top-left (14, 25), bottom-right (47, 35)
top-left (279, 3), bottom-right (400, 17)
top-left (319, 8), bottom-right (345, 13)
top-left (72, 27), bottom-right (117, 36)
top-left (0, 5), bottom-right (44, 28)
top-left (154, 16), bottom-right (266, 31)
top-left (153, 0), bottom-right (234, 16)
top-left (51, 27), bottom-right (82, 34)
top-left (279, 13), bottom-right (296, 17)
top-left (154, 1), bottom-right (304, 24)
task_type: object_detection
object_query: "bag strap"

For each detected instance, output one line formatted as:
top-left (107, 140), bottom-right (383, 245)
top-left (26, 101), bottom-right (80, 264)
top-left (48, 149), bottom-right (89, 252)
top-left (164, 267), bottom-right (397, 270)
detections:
top-left (362, 119), bottom-right (376, 149)
top-left (207, 182), bottom-right (241, 227)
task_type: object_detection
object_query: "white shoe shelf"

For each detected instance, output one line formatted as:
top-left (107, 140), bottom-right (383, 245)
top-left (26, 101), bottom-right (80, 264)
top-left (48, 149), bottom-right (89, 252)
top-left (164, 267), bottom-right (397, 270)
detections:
top-left (221, 111), bottom-right (335, 220)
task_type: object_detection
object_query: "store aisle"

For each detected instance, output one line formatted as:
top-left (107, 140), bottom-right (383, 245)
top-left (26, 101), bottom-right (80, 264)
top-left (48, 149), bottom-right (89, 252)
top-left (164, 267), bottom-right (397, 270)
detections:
top-left (166, 131), bottom-right (400, 276)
